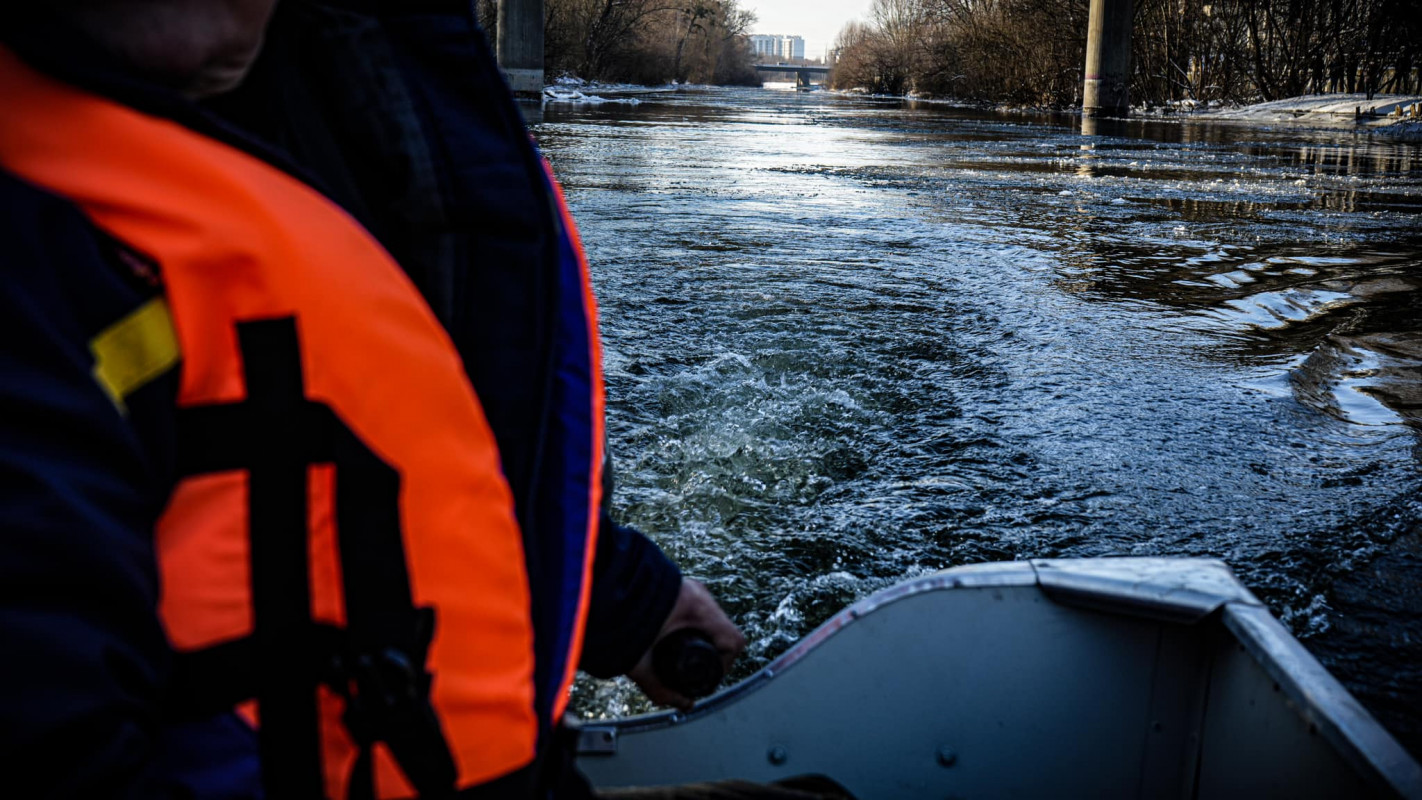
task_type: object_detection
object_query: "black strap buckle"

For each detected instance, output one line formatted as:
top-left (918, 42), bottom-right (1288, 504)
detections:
top-left (338, 609), bottom-right (457, 800)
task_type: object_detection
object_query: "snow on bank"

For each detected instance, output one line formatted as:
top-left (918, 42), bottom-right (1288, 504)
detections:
top-left (542, 76), bottom-right (692, 105)
top-left (1187, 94), bottom-right (1422, 140)
top-left (1128, 93), bottom-right (1422, 140)
top-left (1194, 93), bottom-right (1422, 123)
top-left (542, 87), bottom-right (643, 106)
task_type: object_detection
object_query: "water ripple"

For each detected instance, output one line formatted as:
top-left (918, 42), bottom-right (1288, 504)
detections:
top-left (532, 90), bottom-right (1422, 747)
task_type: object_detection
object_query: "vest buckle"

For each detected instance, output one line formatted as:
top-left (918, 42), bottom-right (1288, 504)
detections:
top-left (335, 609), bottom-right (458, 799)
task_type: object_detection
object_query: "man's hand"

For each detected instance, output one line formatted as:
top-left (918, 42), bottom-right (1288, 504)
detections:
top-left (628, 578), bottom-right (746, 710)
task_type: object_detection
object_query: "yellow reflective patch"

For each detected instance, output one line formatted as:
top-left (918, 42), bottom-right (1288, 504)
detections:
top-left (90, 298), bottom-right (179, 411)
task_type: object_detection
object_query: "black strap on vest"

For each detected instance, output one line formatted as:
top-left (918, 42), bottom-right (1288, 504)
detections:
top-left (238, 319), bottom-right (325, 799)
top-left (170, 317), bottom-right (457, 799)
top-left (331, 424), bottom-right (457, 799)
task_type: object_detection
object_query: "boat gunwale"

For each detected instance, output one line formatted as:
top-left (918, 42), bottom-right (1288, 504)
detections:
top-left (575, 557), bottom-right (1422, 799)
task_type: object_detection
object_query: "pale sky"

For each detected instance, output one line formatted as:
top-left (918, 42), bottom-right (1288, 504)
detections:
top-left (743, 0), bottom-right (874, 62)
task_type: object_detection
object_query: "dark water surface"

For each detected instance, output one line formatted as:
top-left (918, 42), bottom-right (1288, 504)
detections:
top-left (526, 89), bottom-right (1422, 752)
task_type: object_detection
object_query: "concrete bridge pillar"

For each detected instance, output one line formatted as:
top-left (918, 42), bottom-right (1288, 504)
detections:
top-left (1082, 0), bottom-right (1132, 118)
top-left (497, 0), bottom-right (545, 94)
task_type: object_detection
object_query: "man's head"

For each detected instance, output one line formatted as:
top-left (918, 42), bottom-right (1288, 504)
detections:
top-left (57, 0), bottom-right (279, 98)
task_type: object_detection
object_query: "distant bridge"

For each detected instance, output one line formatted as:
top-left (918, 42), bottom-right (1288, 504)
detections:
top-left (494, 0), bottom-right (1136, 116)
top-left (754, 63), bottom-right (831, 88)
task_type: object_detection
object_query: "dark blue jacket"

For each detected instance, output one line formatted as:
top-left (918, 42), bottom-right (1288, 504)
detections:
top-left (0, 4), bottom-right (679, 797)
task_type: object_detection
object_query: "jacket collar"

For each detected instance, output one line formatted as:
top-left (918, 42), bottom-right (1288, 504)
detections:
top-left (2, 10), bottom-right (336, 203)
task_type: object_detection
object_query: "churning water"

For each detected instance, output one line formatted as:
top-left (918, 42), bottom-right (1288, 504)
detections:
top-left (527, 89), bottom-right (1422, 752)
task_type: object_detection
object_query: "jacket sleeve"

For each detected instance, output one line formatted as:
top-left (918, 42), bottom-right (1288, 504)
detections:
top-left (577, 512), bottom-right (683, 679)
top-left (0, 177), bottom-right (176, 797)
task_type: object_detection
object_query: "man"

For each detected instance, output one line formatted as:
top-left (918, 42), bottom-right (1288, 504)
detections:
top-left (0, 1), bottom-right (743, 797)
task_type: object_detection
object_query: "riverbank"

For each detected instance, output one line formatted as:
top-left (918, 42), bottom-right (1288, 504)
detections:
top-left (541, 76), bottom-right (713, 106)
top-left (1150, 94), bottom-right (1422, 141)
top-left (819, 89), bottom-right (1422, 140)
top-left (542, 77), bottom-right (666, 105)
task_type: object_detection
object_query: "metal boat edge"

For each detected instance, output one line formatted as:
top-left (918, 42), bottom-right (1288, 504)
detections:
top-left (575, 557), bottom-right (1422, 798)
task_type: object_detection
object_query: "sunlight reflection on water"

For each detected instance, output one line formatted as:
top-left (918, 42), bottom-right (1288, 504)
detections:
top-left (528, 88), bottom-right (1422, 748)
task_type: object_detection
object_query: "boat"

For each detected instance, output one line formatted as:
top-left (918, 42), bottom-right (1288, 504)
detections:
top-left (574, 558), bottom-right (1422, 799)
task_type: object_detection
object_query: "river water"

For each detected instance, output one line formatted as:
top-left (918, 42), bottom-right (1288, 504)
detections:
top-left (525, 88), bottom-right (1422, 752)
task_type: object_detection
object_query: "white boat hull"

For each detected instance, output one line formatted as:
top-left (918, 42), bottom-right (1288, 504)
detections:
top-left (576, 559), bottom-right (1422, 799)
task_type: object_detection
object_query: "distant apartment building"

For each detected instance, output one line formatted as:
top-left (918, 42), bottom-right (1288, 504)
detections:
top-left (750, 34), bottom-right (806, 62)
top-left (781, 35), bottom-right (806, 61)
top-left (750, 34), bottom-right (778, 60)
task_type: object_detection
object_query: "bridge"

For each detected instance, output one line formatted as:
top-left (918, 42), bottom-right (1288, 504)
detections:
top-left (753, 63), bottom-right (831, 88)
top-left (493, 0), bottom-right (1132, 116)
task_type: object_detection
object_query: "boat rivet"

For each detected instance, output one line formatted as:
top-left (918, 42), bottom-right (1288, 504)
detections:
top-left (768, 746), bottom-right (789, 766)
top-left (937, 746), bottom-right (958, 767)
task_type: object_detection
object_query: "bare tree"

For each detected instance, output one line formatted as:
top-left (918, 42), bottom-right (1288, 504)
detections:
top-left (542, 0), bottom-right (758, 84)
top-left (829, 0), bottom-right (1419, 105)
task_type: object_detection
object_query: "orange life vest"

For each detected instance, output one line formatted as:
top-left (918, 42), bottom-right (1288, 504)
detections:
top-left (0, 47), bottom-right (600, 797)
